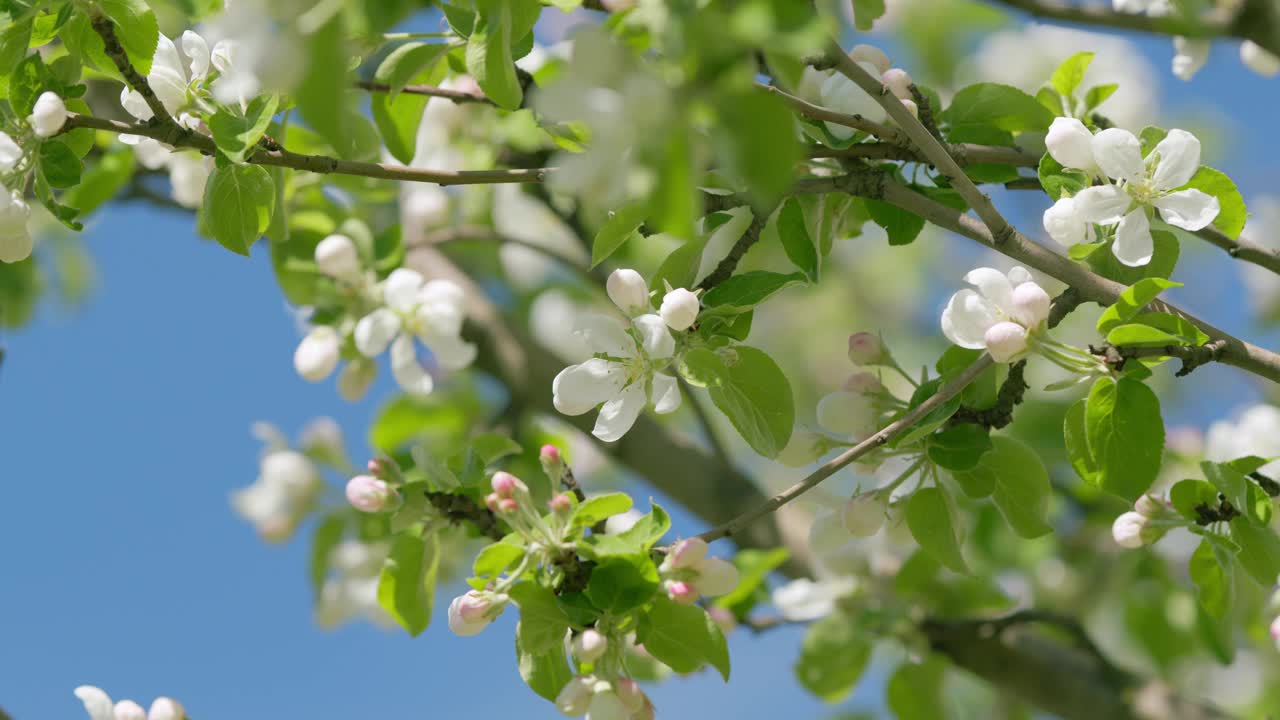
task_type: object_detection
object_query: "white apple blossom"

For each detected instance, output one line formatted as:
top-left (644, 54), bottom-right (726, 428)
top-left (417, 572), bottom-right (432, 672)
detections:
top-left (1045, 117), bottom-right (1098, 175)
top-left (0, 131), bottom-right (23, 171)
top-left (818, 65), bottom-right (887, 139)
top-left (553, 270), bottom-right (685, 442)
top-left (314, 233), bottom-right (362, 281)
top-left (74, 687), bottom-right (186, 720)
top-left (658, 287), bottom-right (699, 330)
top-left (1069, 128), bottom-right (1220, 266)
top-left (1171, 37), bottom-right (1211, 81)
top-left (447, 589), bottom-right (510, 636)
top-left (659, 538), bottom-right (740, 603)
top-left (167, 152), bottom-right (213, 208)
top-left (572, 629), bottom-right (609, 663)
top-left (1112, 0), bottom-right (1172, 15)
top-left (1043, 195), bottom-right (1096, 248)
top-left (941, 266), bottom-right (1050, 362)
top-left (316, 540), bottom-right (396, 628)
top-left (28, 91), bottom-right (68, 137)
top-left (0, 189), bottom-right (33, 264)
top-left (771, 577), bottom-right (856, 621)
top-left (121, 33), bottom-right (206, 120)
top-left (1242, 41), bottom-right (1280, 76)
top-left (353, 269), bottom-right (476, 397)
top-left (293, 326), bottom-right (341, 382)
top-left (816, 372), bottom-right (884, 440)
top-left (606, 268), bottom-right (650, 317)
top-left (1112, 511), bottom-right (1158, 548)
top-left (1206, 404), bottom-right (1280, 477)
top-left (230, 427), bottom-right (322, 542)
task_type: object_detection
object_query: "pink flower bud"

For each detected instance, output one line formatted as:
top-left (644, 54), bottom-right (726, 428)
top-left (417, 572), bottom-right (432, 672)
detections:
top-left (550, 492), bottom-right (574, 515)
top-left (881, 68), bottom-right (913, 99)
top-left (1271, 616), bottom-right (1280, 649)
top-left (498, 498), bottom-right (520, 514)
top-left (707, 605), bottom-right (738, 635)
top-left (693, 557), bottom-right (740, 597)
top-left (983, 321), bottom-right (1029, 363)
top-left (587, 691), bottom-right (630, 720)
top-left (665, 580), bottom-right (698, 605)
top-left (484, 493), bottom-right (501, 513)
top-left (847, 332), bottom-right (887, 366)
top-left (1011, 281), bottom-right (1051, 329)
top-left (540, 444), bottom-right (562, 463)
top-left (842, 371), bottom-right (884, 395)
top-left (615, 678), bottom-right (645, 713)
top-left (491, 471), bottom-right (527, 498)
top-left (1134, 494), bottom-right (1165, 519)
top-left (633, 699), bottom-right (656, 720)
top-left (345, 475), bottom-right (399, 513)
top-left (448, 591), bottom-right (506, 636)
top-left (841, 493), bottom-right (886, 537)
top-left (572, 629), bottom-right (609, 663)
top-left (149, 697), bottom-right (186, 720)
top-left (114, 701), bottom-right (147, 720)
top-left (668, 537), bottom-right (708, 570)
top-left (555, 676), bottom-right (595, 716)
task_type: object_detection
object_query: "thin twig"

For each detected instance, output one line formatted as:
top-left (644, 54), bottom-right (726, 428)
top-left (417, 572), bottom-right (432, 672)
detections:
top-left (759, 82), bottom-right (901, 141)
top-left (356, 80), bottom-right (495, 106)
top-left (694, 354), bottom-right (995, 543)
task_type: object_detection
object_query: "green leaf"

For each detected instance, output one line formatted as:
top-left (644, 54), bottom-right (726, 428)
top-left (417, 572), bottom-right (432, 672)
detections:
top-left (794, 611), bottom-right (872, 702)
top-left (982, 435), bottom-right (1053, 538)
top-left (639, 595), bottom-right (731, 680)
top-left (376, 532), bottom-right (440, 636)
top-left (466, 0), bottom-right (540, 110)
top-left (702, 271), bottom-right (804, 311)
top-left (473, 538), bottom-right (525, 579)
top-left (850, 0), bottom-right (887, 30)
top-left (866, 198), bottom-right (926, 246)
top-left (1105, 323), bottom-right (1188, 347)
top-left (1201, 461), bottom-right (1251, 522)
top-left (886, 659), bottom-right (946, 720)
top-left (1088, 229), bottom-right (1180, 284)
top-left (38, 140), bottom-right (82, 188)
top-left (1038, 153), bottom-right (1089, 199)
top-left (99, 0), bottom-right (159, 75)
top-left (776, 197), bottom-right (818, 281)
top-left (1063, 399), bottom-right (1100, 486)
top-left (590, 203), bottom-right (648, 268)
top-left (1084, 83), bottom-right (1119, 111)
top-left (1050, 51), bottom-right (1093, 98)
top-left (614, 503), bottom-right (671, 549)
top-left (64, 148), bottom-right (134, 215)
top-left (715, 89), bottom-right (799, 206)
top-left (1096, 277), bottom-right (1182, 333)
top-left (510, 582), bottom-right (571, 653)
top-left (679, 346), bottom-right (794, 458)
top-left (905, 486), bottom-right (968, 573)
top-left (297, 12), bottom-right (349, 153)
top-left (1171, 478), bottom-right (1219, 522)
top-left (1121, 311), bottom-right (1209, 346)
top-left (375, 42), bottom-right (449, 98)
top-left (200, 163), bottom-right (275, 255)
top-left (308, 513), bottom-right (346, 600)
top-left (1085, 377), bottom-right (1164, 501)
top-left (651, 235), bottom-right (706, 291)
top-left (516, 633), bottom-right (574, 701)
top-left (942, 83), bottom-right (1055, 133)
top-left (1189, 537), bottom-right (1233, 619)
top-left (926, 423), bottom-right (992, 471)
top-left (33, 165), bottom-right (81, 230)
top-left (572, 492), bottom-right (633, 530)
top-left (0, 18), bottom-right (32, 78)
top-left (892, 377), bottom-right (964, 448)
top-left (209, 95), bottom-right (279, 164)
top-left (1180, 166), bottom-right (1246, 240)
top-left (586, 556), bottom-right (659, 613)
top-left (1231, 518), bottom-right (1280, 587)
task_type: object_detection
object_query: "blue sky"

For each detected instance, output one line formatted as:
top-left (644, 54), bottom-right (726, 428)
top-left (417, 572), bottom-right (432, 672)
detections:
top-left (3, 9), bottom-right (1280, 720)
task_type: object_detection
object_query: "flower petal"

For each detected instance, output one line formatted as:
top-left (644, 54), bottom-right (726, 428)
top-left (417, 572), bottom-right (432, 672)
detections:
top-left (1091, 128), bottom-right (1144, 184)
top-left (421, 330), bottom-right (477, 371)
top-left (1172, 37), bottom-right (1210, 81)
top-left (1043, 197), bottom-right (1092, 248)
top-left (963, 267), bottom-right (1015, 315)
top-left (1045, 117), bottom-right (1097, 172)
top-left (1154, 188), bottom-right (1220, 231)
top-left (74, 686), bottom-right (116, 720)
top-left (650, 372), bottom-right (681, 414)
top-left (1150, 129), bottom-right (1201, 191)
top-left (354, 308), bottom-right (401, 357)
top-left (1073, 184), bottom-right (1131, 225)
top-left (1113, 208), bottom-right (1154, 267)
top-left (941, 289), bottom-right (998, 349)
top-left (631, 313), bottom-right (675, 359)
top-left (1007, 266), bottom-right (1034, 287)
top-left (593, 382), bottom-right (646, 442)
top-left (389, 334), bottom-right (434, 396)
top-left (576, 314), bottom-right (637, 357)
top-left (181, 30), bottom-right (211, 79)
top-left (383, 268), bottom-right (425, 311)
top-left (552, 358), bottom-right (626, 416)
top-left (1241, 40), bottom-right (1280, 78)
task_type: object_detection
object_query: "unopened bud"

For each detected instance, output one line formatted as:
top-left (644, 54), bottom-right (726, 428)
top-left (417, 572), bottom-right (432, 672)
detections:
top-left (498, 497), bottom-right (520, 514)
top-left (606, 268), bottom-right (649, 316)
top-left (841, 493), bottom-right (886, 537)
top-left (665, 579), bottom-right (698, 604)
top-left (1112, 511), bottom-right (1159, 549)
top-left (707, 605), bottom-right (738, 635)
top-left (843, 371), bottom-right (884, 394)
top-left (816, 388), bottom-right (876, 439)
top-left (367, 459), bottom-right (384, 476)
top-left (148, 698), bottom-right (186, 720)
top-left (28, 91), bottom-right (68, 138)
top-left (847, 332), bottom-right (888, 366)
top-left (666, 537), bottom-right (709, 571)
top-left (550, 492), bottom-right (574, 515)
top-left (587, 691), bottom-right (630, 720)
top-left (113, 701), bottom-right (147, 720)
top-left (491, 471), bottom-right (528, 498)
top-left (485, 493), bottom-right (501, 513)
top-left (294, 326), bottom-right (341, 382)
top-left (694, 557), bottom-right (740, 597)
top-left (881, 68), bottom-right (913, 100)
top-left (1011, 281), bottom-right (1051, 329)
top-left (345, 475), bottom-right (399, 513)
top-left (614, 678), bottom-right (645, 713)
top-left (1271, 616), bottom-right (1280, 649)
top-left (850, 44), bottom-right (891, 74)
top-left (314, 233), bottom-right (361, 280)
top-left (659, 288), bottom-right (700, 331)
top-left (1134, 494), bottom-right (1165, 519)
top-left (540, 444), bottom-right (562, 464)
top-left (900, 98), bottom-right (918, 119)
top-left (555, 676), bottom-right (595, 716)
top-left (572, 629), bottom-right (609, 663)
top-left (448, 590), bottom-right (507, 636)
top-left (983, 321), bottom-right (1029, 363)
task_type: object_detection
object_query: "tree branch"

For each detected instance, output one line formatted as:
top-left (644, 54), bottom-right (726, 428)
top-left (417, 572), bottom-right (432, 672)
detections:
top-left (1091, 338), bottom-right (1229, 377)
top-left (356, 80), bottom-right (495, 106)
top-left (694, 354), bottom-right (995, 544)
top-left (760, 82), bottom-right (901, 140)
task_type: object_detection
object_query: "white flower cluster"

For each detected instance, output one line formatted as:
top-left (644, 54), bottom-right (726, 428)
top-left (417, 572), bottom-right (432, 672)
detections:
top-left (75, 686), bottom-right (185, 720)
top-left (798, 44), bottom-right (917, 140)
top-left (293, 233), bottom-right (476, 399)
top-left (556, 674), bottom-right (655, 720)
top-left (0, 90), bottom-right (70, 263)
top-left (1113, 0), bottom-right (1280, 80)
top-left (658, 537), bottom-right (740, 605)
top-left (553, 269), bottom-right (699, 442)
top-left (316, 539), bottom-right (396, 629)
top-left (229, 420), bottom-right (337, 542)
top-left (1042, 118), bottom-right (1219, 267)
top-left (941, 266), bottom-right (1051, 363)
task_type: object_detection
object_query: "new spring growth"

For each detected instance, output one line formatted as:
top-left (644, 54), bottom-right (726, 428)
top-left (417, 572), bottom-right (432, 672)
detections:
top-left (1112, 494), bottom-right (1172, 548)
top-left (345, 475), bottom-right (400, 513)
top-left (447, 589), bottom-right (509, 636)
top-left (659, 286), bottom-right (700, 331)
top-left (847, 332), bottom-right (890, 366)
top-left (29, 91), bottom-right (68, 138)
top-left (572, 628), bottom-right (609, 664)
top-left (314, 233), bottom-right (362, 282)
top-left (541, 443), bottom-right (566, 487)
top-left (659, 538), bottom-right (740, 604)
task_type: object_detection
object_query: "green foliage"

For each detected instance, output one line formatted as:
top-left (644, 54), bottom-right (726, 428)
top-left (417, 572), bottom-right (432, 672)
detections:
top-left (943, 83), bottom-right (1054, 135)
top-left (679, 346), bottom-right (794, 458)
top-left (1082, 377), bottom-right (1164, 501)
top-left (775, 197), bottom-right (819, 281)
top-left (209, 95), bottom-right (279, 164)
top-left (571, 492), bottom-right (633, 530)
top-left (1181, 166), bottom-right (1246, 240)
top-left (886, 659), bottom-right (946, 720)
top-left (377, 532), bottom-right (441, 636)
top-left (1097, 278), bottom-right (1181, 333)
top-left (637, 596), bottom-right (731, 680)
top-left (466, 0), bottom-right (539, 110)
top-left (591, 203), bottom-right (648, 268)
top-left (926, 423), bottom-right (992, 471)
top-left (794, 610), bottom-right (872, 702)
top-left (98, 0), bottom-right (160, 75)
top-left (905, 486), bottom-right (969, 573)
top-left (1050, 51), bottom-right (1093, 98)
top-left (200, 163), bottom-right (275, 255)
top-left (952, 435), bottom-right (1052, 538)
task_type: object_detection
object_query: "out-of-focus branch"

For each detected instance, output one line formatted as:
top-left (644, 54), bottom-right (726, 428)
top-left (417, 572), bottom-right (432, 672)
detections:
top-left (356, 80), bottom-right (494, 105)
